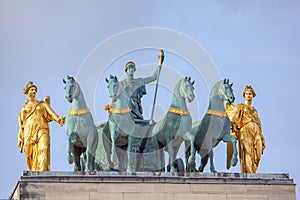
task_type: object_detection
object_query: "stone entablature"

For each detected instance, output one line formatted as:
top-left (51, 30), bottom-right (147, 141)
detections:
top-left (10, 171), bottom-right (296, 200)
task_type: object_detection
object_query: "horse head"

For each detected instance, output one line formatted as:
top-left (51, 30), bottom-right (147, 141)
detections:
top-left (106, 75), bottom-right (120, 101)
top-left (179, 76), bottom-right (195, 103)
top-left (63, 76), bottom-right (78, 103)
top-left (218, 79), bottom-right (235, 104)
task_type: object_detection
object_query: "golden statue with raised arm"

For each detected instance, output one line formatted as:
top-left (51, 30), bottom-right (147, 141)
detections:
top-left (226, 85), bottom-right (265, 173)
top-left (18, 81), bottom-right (65, 171)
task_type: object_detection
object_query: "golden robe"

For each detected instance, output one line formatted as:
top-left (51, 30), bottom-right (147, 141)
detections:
top-left (18, 100), bottom-right (59, 171)
top-left (226, 103), bottom-right (265, 173)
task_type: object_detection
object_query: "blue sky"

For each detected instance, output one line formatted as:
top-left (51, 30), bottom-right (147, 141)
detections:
top-left (1, 1), bottom-right (300, 199)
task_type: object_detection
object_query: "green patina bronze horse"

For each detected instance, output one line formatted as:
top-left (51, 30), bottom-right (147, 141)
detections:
top-left (63, 76), bottom-right (99, 171)
top-left (102, 75), bottom-right (138, 172)
top-left (186, 79), bottom-right (238, 172)
top-left (152, 76), bottom-right (196, 172)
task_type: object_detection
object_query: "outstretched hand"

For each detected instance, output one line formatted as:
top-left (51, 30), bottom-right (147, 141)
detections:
top-left (58, 116), bottom-right (65, 126)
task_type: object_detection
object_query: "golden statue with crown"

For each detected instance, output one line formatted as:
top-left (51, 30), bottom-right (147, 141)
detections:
top-left (18, 81), bottom-right (65, 171)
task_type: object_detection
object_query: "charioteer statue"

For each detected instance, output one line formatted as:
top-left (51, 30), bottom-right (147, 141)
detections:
top-left (105, 50), bottom-right (164, 122)
top-left (102, 50), bottom-right (165, 172)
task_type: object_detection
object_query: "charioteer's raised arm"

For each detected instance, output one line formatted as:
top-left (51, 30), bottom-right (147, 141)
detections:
top-left (144, 50), bottom-right (164, 84)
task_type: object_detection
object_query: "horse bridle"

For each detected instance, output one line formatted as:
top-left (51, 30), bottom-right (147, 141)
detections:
top-left (106, 80), bottom-right (132, 114)
top-left (72, 82), bottom-right (80, 99)
top-left (180, 79), bottom-right (191, 99)
top-left (218, 82), bottom-right (229, 101)
top-left (69, 82), bottom-right (91, 116)
top-left (206, 82), bottom-right (229, 119)
top-left (109, 80), bottom-right (122, 100)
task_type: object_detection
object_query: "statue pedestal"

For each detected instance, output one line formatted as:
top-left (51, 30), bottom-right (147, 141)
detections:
top-left (10, 171), bottom-right (296, 200)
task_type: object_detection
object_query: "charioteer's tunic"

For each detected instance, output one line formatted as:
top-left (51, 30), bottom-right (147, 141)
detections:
top-left (120, 78), bottom-right (146, 120)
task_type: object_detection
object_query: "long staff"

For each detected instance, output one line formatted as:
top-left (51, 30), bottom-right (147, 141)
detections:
top-left (150, 50), bottom-right (164, 125)
top-left (136, 50), bottom-right (164, 170)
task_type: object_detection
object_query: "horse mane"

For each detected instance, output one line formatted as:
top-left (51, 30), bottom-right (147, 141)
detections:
top-left (209, 80), bottom-right (223, 99)
top-left (173, 78), bottom-right (183, 94)
top-left (171, 77), bottom-right (188, 106)
top-left (174, 76), bottom-right (194, 93)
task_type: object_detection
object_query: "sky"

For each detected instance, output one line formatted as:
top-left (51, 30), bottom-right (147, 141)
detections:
top-left (1, 0), bottom-right (300, 199)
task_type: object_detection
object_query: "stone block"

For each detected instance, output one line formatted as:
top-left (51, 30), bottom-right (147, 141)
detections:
top-left (123, 193), bottom-right (174, 200)
top-left (191, 184), bottom-right (246, 194)
top-left (90, 192), bottom-right (124, 200)
top-left (175, 193), bottom-right (227, 200)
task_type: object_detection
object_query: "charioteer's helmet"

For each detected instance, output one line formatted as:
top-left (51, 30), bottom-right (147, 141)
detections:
top-left (125, 61), bottom-right (136, 72)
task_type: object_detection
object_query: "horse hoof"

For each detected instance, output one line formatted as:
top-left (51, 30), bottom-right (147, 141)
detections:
top-left (67, 155), bottom-right (74, 164)
top-left (111, 154), bottom-right (118, 164)
top-left (74, 166), bottom-right (81, 171)
top-left (186, 166), bottom-right (197, 173)
top-left (231, 157), bottom-right (238, 166)
top-left (188, 156), bottom-right (195, 165)
top-left (210, 168), bottom-right (217, 173)
top-left (86, 170), bottom-right (96, 175)
top-left (170, 167), bottom-right (177, 173)
top-left (198, 166), bottom-right (204, 172)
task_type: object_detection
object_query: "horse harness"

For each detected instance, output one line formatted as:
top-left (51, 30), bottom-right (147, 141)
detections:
top-left (105, 103), bottom-right (131, 115)
top-left (105, 78), bottom-right (192, 116)
top-left (168, 107), bottom-right (189, 116)
top-left (206, 109), bottom-right (227, 118)
top-left (68, 108), bottom-right (90, 116)
top-left (68, 82), bottom-right (91, 116)
top-left (168, 79), bottom-right (191, 116)
top-left (205, 82), bottom-right (228, 118)
top-left (104, 80), bottom-right (133, 115)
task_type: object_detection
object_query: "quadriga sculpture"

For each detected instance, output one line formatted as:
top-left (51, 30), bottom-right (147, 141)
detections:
top-left (63, 76), bottom-right (99, 171)
top-left (186, 79), bottom-right (238, 172)
top-left (103, 75), bottom-right (196, 172)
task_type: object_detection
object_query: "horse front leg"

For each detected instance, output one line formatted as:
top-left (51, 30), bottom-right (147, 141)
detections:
top-left (156, 140), bottom-right (165, 172)
top-left (85, 129), bottom-right (98, 171)
top-left (208, 150), bottom-right (217, 172)
top-left (199, 154), bottom-right (208, 172)
top-left (127, 136), bottom-right (134, 173)
top-left (183, 132), bottom-right (196, 172)
top-left (110, 130), bottom-right (118, 167)
top-left (167, 141), bottom-right (177, 173)
top-left (159, 147), bottom-right (165, 172)
top-left (72, 145), bottom-right (82, 171)
top-left (103, 131), bottom-right (114, 170)
top-left (185, 141), bottom-right (191, 171)
top-left (67, 134), bottom-right (74, 164)
top-left (223, 134), bottom-right (238, 167)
